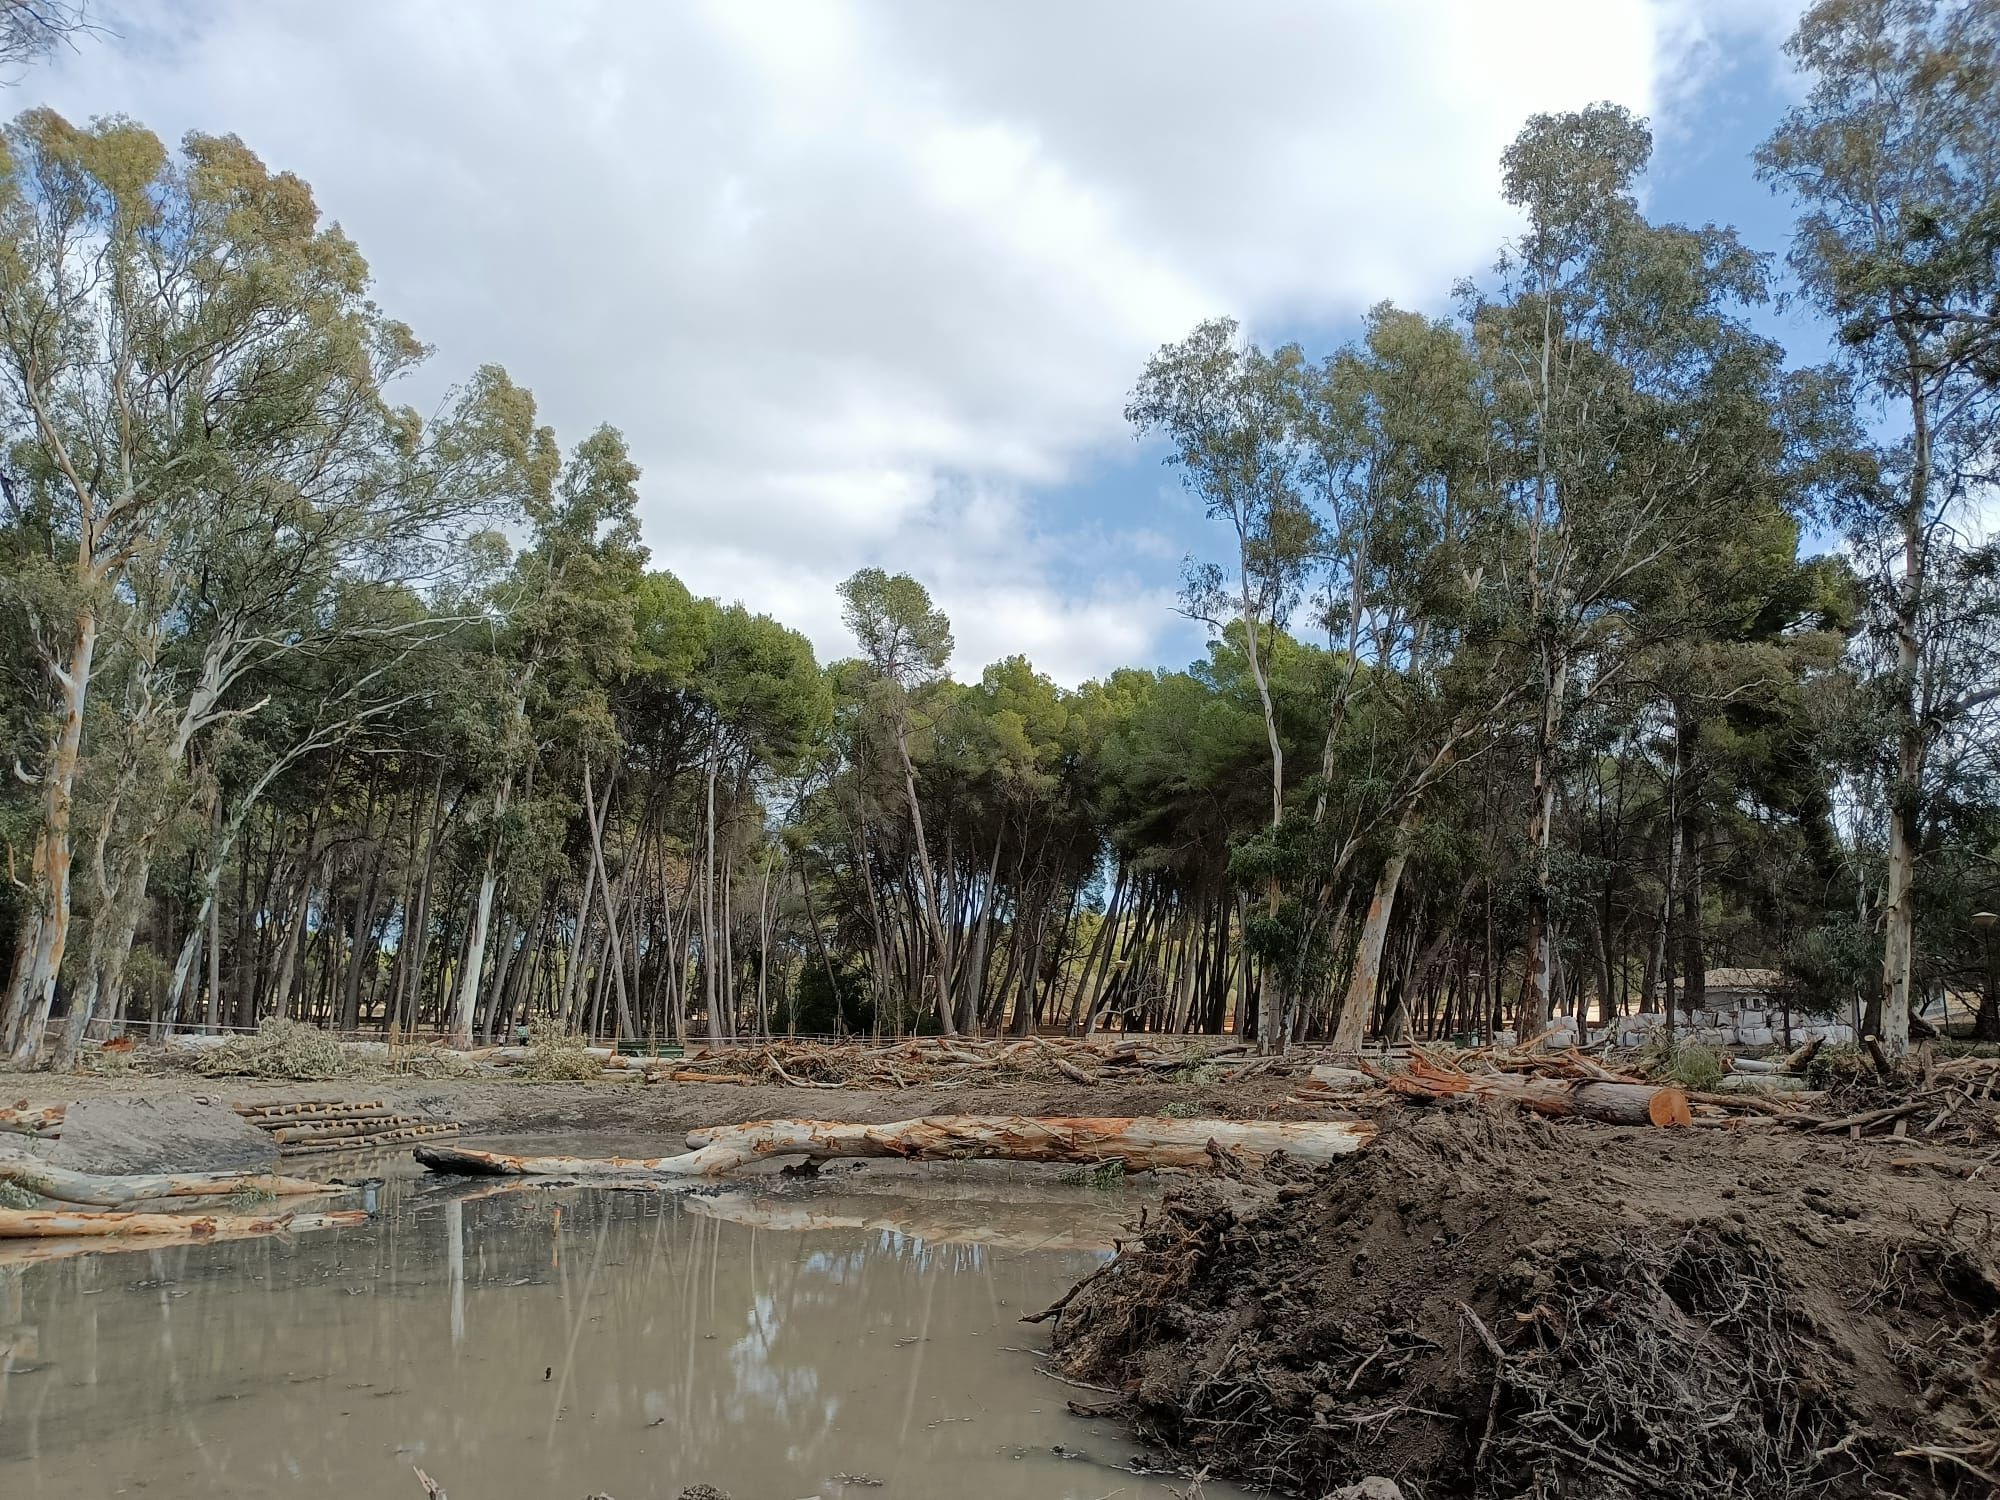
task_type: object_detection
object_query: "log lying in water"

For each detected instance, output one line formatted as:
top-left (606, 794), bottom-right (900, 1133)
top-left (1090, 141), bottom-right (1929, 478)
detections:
top-left (0, 1152), bottom-right (344, 1207)
top-left (415, 1114), bottom-right (1378, 1180)
top-left (1381, 1055), bottom-right (1692, 1127)
top-left (0, 1104), bottom-right (64, 1138)
top-left (0, 1206), bottom-right (370, 1239)
top-left (682, 1191), bottom-right (1118, 1252)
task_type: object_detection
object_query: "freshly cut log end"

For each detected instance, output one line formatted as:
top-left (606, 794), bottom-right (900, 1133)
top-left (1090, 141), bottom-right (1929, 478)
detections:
top-left (417, 1114), bottom-right (1378, 1181)
top-left (1642, 1086), bottom-right (1694, 1129)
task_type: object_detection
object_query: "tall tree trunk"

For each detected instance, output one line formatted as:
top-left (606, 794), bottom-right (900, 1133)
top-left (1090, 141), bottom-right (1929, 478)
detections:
top-left (1517, 646), bottom-right (1567, 1047)
top-left (1878, 369), bottom-right (1928, 1061)
top-left (890, 715), bottom-right (957, 1035)
top-left (1331, 806), bottom-right (1421, 1052)
top-left (7, 609), bottom-right (99, 1065)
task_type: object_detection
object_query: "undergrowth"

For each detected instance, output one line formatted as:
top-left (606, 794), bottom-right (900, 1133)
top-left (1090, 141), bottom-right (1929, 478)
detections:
top-left (191, 1018), bottom-right (347, 1081)
top-left (1639, 1037), bottom-right (1724, 1091)
top-left (513, 1019), bottom-right (604, 1082)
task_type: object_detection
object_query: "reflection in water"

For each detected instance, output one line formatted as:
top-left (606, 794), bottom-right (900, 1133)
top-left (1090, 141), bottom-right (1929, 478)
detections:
top-left (0, 1170), bottom-right (1240, 1499)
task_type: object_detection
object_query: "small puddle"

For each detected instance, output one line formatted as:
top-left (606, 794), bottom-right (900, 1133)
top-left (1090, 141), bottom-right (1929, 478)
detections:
top-left (0, 1142), bottom-right (1248, 1499)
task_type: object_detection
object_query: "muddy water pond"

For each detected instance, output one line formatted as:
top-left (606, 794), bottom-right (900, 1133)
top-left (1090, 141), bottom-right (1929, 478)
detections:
top-left (0, 1144), bottom-right (1245, 1500)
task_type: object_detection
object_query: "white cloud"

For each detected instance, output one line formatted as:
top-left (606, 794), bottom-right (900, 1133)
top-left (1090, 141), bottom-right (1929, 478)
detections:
top-left (21, 0), bottom-right (1781, 684)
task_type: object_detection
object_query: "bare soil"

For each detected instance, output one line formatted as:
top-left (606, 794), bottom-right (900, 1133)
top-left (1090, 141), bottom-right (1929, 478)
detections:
top-left (14, 1068), bottom-right (1998, 1498)
top-left (1049, 1102), bottom-right (2000, 1499)
top-left (2, 1066), bottom-right (1338, 1152)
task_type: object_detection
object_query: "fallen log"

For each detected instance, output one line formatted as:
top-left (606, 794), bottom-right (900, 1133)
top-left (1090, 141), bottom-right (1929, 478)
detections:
top-left (682, 1192), bottom-right (1117, 1252)
top-left (0, 1206), bottom-right (370, 1239)
top-left (0, 1152), bottom-right (343, 1207)
top-left (1712, 1073), bottom-right (1815, 1095)
top-left (414, 1114), bottom-right (1378, 1180)
top-left (0, 1104), bottom-right (64, 1137)
top-left (1381, 1054), bottom-right (1691, 1127)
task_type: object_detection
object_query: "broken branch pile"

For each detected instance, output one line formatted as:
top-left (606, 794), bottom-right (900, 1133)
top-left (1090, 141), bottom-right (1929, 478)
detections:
top-left (233, 1099), bottom-right (462, 1155)
top-left (619, 1036), bottom-right (1268, 1089)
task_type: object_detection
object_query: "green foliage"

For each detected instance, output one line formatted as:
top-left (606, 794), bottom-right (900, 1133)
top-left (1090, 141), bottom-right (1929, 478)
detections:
top-left (1641, 1038), bottom-right (1725, 1093)
top-left (192, 1019), bottom-right (348, 1081)
top-left (514, 1020), bottom-right (603, 1082)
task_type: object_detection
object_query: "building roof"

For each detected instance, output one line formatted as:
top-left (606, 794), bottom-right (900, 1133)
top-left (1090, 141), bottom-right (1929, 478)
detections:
top-left (1669, 967), bottom-right (1783, 996)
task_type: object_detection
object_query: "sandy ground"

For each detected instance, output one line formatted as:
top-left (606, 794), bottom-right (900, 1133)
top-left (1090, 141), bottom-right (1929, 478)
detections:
top-left (3, 1064), bottom-right (1347, 1144)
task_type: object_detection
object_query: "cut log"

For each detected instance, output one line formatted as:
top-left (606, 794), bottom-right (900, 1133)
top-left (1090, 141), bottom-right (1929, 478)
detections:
top-left (0, 1206), bottom-right (370, 1239)
top-left (1727, 1057), bottom-right (1782, 1074)
top-left (234, 1099), bottom-right (388, 1119)
top-left (0, 1152), bottom-right (344, 1207)
top-left (414, 1114), bottom-right (1378, 1180)
top-left (1381, 1055), bottom-right (1691, 1127)
top-left (1712, 1073), bottom-right (1814, 1095)
top-left (1785, 1035), bottom-right (1824, 1073)
top-left (279, 1123), bottom-right (460, 1155)
top-left (0, 1104), bottom-right (65, 1137)
top-left (268, 1114), bottom-right (438, 1145)
top-left (682, 1192), bottom-right (1117, 1252)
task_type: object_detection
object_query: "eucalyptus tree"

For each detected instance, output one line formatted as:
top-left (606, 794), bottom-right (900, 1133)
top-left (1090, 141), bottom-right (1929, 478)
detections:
top-left (0, 112), bottom-right (478, 1060)
top-left (1129, 321), bottom-right (1321, 1045)
top-left (1758, 0), bottom-right (2000, 1058)
top-left (1467, 104), bottom-right (1795, 1042)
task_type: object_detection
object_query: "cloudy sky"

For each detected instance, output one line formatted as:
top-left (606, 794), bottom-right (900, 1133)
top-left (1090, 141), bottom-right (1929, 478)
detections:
top-left (23, 0), bottom-right (1819, 683)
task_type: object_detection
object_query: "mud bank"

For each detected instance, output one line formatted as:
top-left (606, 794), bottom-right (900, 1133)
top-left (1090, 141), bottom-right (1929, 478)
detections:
top-left (1049, 1106), bottom-right (2000, 1499)
top-left (5, 1068), bottom-right (1338, 1167)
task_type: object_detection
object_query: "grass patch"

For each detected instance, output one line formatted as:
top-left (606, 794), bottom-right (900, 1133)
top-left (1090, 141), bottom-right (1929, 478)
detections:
top-left (1160, 1099), bottom-right (1200, 1119)
top-left (0, 1180), bottom-right (38, 1210)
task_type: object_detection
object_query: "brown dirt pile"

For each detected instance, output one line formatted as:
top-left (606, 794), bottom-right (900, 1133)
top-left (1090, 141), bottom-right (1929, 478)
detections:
top-left (1049, 1105), bottom-right (2000, 1499)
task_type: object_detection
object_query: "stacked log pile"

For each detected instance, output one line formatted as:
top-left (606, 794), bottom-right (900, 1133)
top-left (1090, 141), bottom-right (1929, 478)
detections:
top-left (233, 1099), bottom-right (461, 1155)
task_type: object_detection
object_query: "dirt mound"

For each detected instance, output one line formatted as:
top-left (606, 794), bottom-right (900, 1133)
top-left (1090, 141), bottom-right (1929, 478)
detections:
top-left (1049, 1105), bottom-right (2000, 1499)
